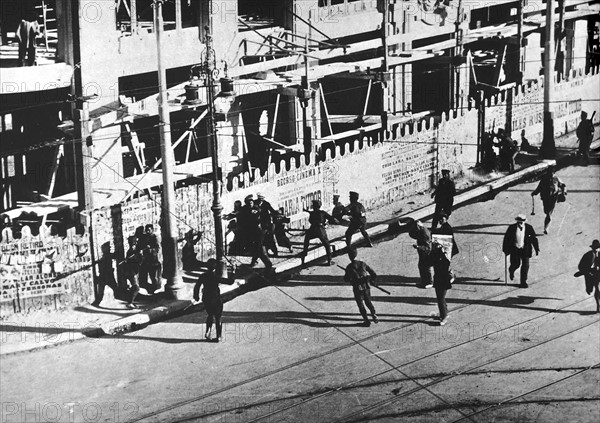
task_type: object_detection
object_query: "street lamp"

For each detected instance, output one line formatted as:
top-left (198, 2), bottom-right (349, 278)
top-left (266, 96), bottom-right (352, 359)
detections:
top-left (202, 26), bottom-right (235, 281)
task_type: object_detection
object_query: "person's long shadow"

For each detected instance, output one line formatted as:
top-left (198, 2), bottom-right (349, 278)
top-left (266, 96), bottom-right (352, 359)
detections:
top-left (216, 310), bottom-right (427, 327)
top-left (104, 334), bottom-right (205, 344)
top-left (452, 223), bottom-right (509, 231)
top-left (279, 274), bottom-right (420, 288)
top-left (454, 277), bottom-right (508, 287)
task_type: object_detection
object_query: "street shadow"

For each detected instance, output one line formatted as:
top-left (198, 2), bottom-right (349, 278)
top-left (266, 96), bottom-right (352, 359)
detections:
top-left (444, 294), bottom-right (566, 314)
top-left (306, 295), bottom-right (437, 307)
top-left (218, 310), bottom-right (426, 327)
top-left (279, 274), bottom-right (420, 288)
top-left (105, 334), bottom-right (205, 344)
top-left (453, 230), bottom-right (505, 236)
top-left (454, 277), bottom-right (511, 287)
top-left (452, 223), bottom-right (509, 231)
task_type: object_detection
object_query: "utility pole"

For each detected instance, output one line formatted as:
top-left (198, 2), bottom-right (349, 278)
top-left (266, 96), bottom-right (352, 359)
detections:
top-left (453, 0), bottom-right (464, 111)
top-left (517, 0), bottom-right (524, 84)
top-left (154, 0), bottom-right (184, 298)
top-left (301, 32), bottom-right (312, 162)
top-left (204, 25), bottom-right (228, 281)
top-left (541, 0), bottom-right (557, 159)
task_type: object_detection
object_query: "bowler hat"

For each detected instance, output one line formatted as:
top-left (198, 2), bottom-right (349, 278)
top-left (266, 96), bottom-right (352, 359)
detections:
top-left (244, 194), bottom-right (253, 202)
top-left (349, 191), bottom-right (359, 197)
top-left (591, 240), bottom-right (600, 249)
top-left (515, 214), bottom-right (527, 222)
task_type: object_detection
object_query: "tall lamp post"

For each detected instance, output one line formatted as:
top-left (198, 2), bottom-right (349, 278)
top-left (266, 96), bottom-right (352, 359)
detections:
top-left (154, 0), bottom-right (184, 298)
top-left (541, 0), bottom-right (557, 159)
top-left (202, 25), bottom-right (234, 281)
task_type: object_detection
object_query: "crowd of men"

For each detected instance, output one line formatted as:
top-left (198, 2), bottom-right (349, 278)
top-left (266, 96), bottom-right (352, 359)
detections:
top-left (91, 110), bottom-right (598, 332)
top-left (93, 223), bottom-right (162, 309)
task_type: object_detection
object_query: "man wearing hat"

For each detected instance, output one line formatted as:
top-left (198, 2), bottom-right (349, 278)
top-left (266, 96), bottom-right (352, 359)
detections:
top-left (138, 224), bottom-right (162, 294)
top-left (238, 195), bottom-right (272, 270)
top-left (343, 191), bottom-right (373, 248)
top-left (255, 193), bottom-right (278, 256)
top-left (531, 169), bottom-right (566, 234)
top-left (575, 240), bottom-right (600, 313)
top-left (502, 214), bottom-right (539, 288)
top-left (431, 169), bottom-right (456, 230)
top-left (301, 199), bottom-right (337, 265)
top-left (332, 194), bottom-right (345, 223)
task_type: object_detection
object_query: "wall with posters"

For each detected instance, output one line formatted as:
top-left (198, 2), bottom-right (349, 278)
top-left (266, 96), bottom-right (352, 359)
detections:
top-left (0, 226), bottom-right (93, 316)
top-left (484, 67), bottom-right (600, 146)
top-left (90, 103), bottom-right (478, 271)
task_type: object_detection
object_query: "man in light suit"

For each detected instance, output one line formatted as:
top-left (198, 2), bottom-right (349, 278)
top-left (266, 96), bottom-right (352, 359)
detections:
top-left (502, 214), bottom-right (539, 288)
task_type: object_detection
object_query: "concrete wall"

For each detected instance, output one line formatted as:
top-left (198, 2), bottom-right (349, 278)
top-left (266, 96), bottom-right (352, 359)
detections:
top-left (90, 102), bottom-right (478, 270)
top-left (0, 226), bottom-right (93, 317)
top-left (484, 66), bottom-right (600, 146)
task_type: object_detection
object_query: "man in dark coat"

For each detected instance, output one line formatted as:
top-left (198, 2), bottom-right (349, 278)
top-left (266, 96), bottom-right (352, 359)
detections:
top-left (255, 193), bottom-right (278, 256)
top-left (193, 259), bottom-right (224, 341)
top-left (274, 207), bottom-right (293, 253)
top-left (332, 194), bottom-right (345, 222)
top-left (531, 169), bottom-right (566, 234)
top-left (16, 6), bottom-right (41, 67)
top-left (431, 169), bottom-right (456, 230)
top-left (409, 219), bottom-right (434, 288)
top-left (301, 200), bottom-right (336, 265)
top-left (344, 248), bottom-right (378, 327)
top-left (502, 214), bottom-right (540, 288)
top-left (138, 224), bottom-right (162, 294)
top-left (576, 240), bottom-right (600, 313)
top-left (576, 111), bottom-right (595, 165)
top-left (121, 236), bottom-right (141, 309)
top-left (238, 195), bottom-right (272, 270)
top-left (92, 243), bottom-right (120, 308)
top-left (431, 242), bottom-right (453, 326)
top-left (343, 191), bottom-right (373, 248)
top-left (432, 211), bottom-right (459, 258)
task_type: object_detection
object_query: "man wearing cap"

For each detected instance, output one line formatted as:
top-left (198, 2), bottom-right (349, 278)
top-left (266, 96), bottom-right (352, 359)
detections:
top-left (193, 258), bottom-right (224, 341)
top-left (531, 169), bottom-right (566, 234)
top-left (576, 111), bottom-right (595, 165)
top-left (344, 247), bottom-right (379, 327)
top-left (575, 240), bottom-right (600, 313)
top-left (255, 193), bottom-right (278, 256)
top-left (343, 191), bottom-right (373, 248)
top-left (502, 214), bottom-right (539, 288)
top-left (138, 224), bottom-right (162, 294)
top-left (301, 199), bottom-right (336, 265)
top-left (432, 211), bottom-right (459, 258)
top-left (121, 235), bottom-right (141, 308)
top-left (332, 194), bottom-right (345, 223)
top-left (431, 169), bottom-right (456, 230)
top-left (238, 195), bottom-right (272, 270)
top-left (409, 219), bottom-right (434, 288)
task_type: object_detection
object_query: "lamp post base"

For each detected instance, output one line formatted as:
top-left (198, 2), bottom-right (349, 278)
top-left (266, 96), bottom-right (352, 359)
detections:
top-left (164, 276), bottom-right (185, 300)
top-left (540, 111), bottom-right (556, 160)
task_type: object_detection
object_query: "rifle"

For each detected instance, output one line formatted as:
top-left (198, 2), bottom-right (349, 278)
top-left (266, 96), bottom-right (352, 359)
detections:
top-left (337, 265), bottom-right (391, 295)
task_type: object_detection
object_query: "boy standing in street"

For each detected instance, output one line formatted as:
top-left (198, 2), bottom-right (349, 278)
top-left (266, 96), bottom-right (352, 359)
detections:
top-left (344, 248), bottom-right (379, 327)
top-left (193, 259), bottom-right (224, 341)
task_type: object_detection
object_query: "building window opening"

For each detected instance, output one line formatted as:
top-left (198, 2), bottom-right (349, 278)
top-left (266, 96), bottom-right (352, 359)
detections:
top-left (238, 0), bottom-right (284, 31)
top-left (1, 0), bottom-right (59, 68)
top-left (116, 0), bottom-right (180, 35)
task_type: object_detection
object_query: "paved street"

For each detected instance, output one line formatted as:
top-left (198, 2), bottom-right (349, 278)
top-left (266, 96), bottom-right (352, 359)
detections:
top-left (1, 164), bottom-right (599, 423)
